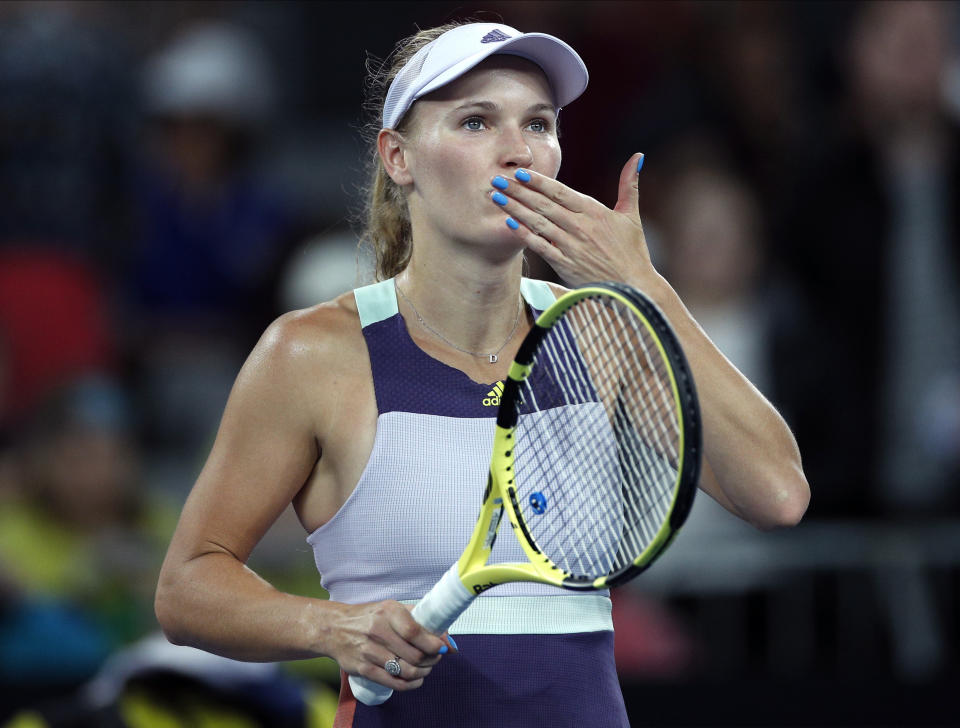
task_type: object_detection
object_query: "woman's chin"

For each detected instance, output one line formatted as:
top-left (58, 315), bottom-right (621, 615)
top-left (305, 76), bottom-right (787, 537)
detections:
top-left (484, 227), bottom-right (528, 256)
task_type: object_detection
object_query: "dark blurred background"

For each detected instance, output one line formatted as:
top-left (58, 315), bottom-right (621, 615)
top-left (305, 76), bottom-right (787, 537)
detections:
top-left (0, 1), bottom-right (958, 726)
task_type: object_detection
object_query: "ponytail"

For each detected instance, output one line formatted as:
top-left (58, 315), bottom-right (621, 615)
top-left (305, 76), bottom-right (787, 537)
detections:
top-left (357, 21), bottom-right (473, 280)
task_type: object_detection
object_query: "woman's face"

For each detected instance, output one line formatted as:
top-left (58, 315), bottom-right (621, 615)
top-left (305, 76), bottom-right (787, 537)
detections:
top-left (399, 56), bottom-right (562, 252)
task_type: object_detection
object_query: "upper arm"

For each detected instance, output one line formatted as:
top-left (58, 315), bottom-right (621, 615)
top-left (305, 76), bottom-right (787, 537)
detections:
top-left (163, 307), bottom-right (346, 568)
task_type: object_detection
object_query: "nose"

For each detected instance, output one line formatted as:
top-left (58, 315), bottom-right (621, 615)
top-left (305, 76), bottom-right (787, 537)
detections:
top-left (499, 127), bottom-right (533, 169)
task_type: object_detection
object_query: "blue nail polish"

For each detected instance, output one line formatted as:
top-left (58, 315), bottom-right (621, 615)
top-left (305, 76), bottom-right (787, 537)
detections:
top-left (448, 636), bottom-right (459, 651)
top-left (506, 217), bottom-right (519, 230)
top-left (439, 645), bottom-right (449, 655)
top-left (515, 169), bottom-right (531, 183)
top-left (492, 175), bottom-right (509, 190)
top-left (492, 191), bottom-right (508, 206)
top-left (637, 153), bottom-right (645, 173)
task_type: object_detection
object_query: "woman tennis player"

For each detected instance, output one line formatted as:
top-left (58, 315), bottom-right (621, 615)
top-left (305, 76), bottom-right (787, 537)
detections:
top-left (156, 21), bottom-right (809, 727)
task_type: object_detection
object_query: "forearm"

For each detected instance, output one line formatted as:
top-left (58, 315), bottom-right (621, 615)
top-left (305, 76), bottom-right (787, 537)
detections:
top-left (155, 550), bottom-right (336, 662)
top-left (640, 273), bottom-right (810, 529)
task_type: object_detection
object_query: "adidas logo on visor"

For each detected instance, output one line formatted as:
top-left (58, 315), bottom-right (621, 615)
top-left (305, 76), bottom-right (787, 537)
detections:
top-left (482, 381), bottom-right (504, 407)
top-left (481, 29), bottom-right (511, 43)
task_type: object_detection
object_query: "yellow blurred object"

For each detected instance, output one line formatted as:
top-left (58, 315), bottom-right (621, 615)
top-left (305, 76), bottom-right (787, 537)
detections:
top-left (118, 687), bottom-right (258, 728)
top-left (304, 680), bottom-right (339, 728)
top-left (2, 711), bottom-right (48, 728)
top-left (0, 502), bottom-right (94, 597)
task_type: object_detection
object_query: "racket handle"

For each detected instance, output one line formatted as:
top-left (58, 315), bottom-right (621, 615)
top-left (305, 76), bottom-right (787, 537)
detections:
top-left (411, 563), bottom-right (475, 633)
top-left (349, 675), bottom-right (393, 706)
top-left (349, 565), bottom-right (474, 706)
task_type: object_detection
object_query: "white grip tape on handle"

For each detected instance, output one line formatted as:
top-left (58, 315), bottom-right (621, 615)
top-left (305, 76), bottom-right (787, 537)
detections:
top-left (349, 565), bottom-right (475, 706)
top-left (411, 563), bottom-right (475, 633)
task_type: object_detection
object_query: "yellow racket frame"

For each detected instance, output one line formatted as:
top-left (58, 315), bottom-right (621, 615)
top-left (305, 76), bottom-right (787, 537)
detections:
top-left (456, 283), bottom-right (696, 594)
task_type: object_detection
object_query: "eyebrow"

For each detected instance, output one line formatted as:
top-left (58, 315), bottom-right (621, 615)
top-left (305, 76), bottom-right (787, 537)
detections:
top-left (450, 100), bottom-right (558, 116)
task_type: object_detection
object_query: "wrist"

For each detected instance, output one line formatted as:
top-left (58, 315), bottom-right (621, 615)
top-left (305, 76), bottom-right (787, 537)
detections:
top-left (623, 270), bottom-right (675, 308)
top-left (301, 597), bottom-right (344, 659)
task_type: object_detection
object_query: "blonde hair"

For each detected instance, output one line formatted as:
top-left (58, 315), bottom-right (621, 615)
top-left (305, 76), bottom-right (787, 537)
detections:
top-left (357, 21), bottom-right (472, 280)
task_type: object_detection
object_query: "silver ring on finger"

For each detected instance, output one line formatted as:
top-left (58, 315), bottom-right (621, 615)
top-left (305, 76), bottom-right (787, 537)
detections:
top-left (384, 657), bottom-right (402, 677)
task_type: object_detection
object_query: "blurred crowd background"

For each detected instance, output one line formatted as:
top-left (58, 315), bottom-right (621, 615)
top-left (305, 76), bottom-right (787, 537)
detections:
top-left (0, 1), bottom-right (958, 726)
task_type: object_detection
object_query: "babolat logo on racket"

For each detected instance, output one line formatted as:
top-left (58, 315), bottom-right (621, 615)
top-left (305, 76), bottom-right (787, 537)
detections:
top-left (482, 381), bottom-right (504, 407)
top-left (473, 581), bottom-right (499, 594)
top-left (529, 492), bottom-right (547, 514)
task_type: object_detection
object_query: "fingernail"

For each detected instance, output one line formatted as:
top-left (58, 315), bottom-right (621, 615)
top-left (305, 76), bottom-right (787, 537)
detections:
top-left (637, 153), bottom-right (645, 173)
top-left (438, 645), bottom-right (449, 655)
top-left (491, 191), bottom-right (508, 206)
top-left (515, 169), bottom-right (531, 183)
top-left (492, 175), bottom-right (509, 190)
top-left (448, 636), bottom-right (459, 651)
top-left (506, 217), bottom-right (519, 230)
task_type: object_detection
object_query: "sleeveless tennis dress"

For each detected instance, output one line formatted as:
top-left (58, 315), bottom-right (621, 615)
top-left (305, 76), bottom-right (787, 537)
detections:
top-left (307, 278), bottom-right (629, 728)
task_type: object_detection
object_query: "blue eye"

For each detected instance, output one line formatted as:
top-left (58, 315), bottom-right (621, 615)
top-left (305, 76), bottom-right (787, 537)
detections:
top-left (463, 117), bottom-right (485, 131)
top-left (528, 119), bottom-right (548, 133)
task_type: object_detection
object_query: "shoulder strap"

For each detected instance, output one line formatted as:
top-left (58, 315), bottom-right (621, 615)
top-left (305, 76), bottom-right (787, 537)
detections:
top-left (354, 278), bottom-right (398, 328)
top-left (520, 277), bottom-right (557, 311)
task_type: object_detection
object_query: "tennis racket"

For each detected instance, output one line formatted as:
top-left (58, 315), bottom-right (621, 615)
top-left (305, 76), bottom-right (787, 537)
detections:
top-left (350, 281), bottom-right (701, 705)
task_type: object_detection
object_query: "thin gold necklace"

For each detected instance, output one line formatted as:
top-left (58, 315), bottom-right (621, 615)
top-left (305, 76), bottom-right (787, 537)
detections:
top-left (396, 283), bottom-right (523, 363)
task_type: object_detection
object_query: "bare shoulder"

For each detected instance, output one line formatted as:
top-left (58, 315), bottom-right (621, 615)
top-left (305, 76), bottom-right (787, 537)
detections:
top-left (544, 281), bottom-right (571, 299)
top-left (249, 291), bottom-right (365, 378)
top-left (228, 291), bottom-right (370, 436)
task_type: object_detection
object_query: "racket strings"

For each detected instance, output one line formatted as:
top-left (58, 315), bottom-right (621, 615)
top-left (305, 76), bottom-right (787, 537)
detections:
top-left (511, 380), bottom-right (616, 574)
top-left (528, 318), bottom-right (625, 575)
top-left (512, 295), bottom-right (682, 581)
top-left (597, 301), bottom-right (679, 463)
top-left (589, 301), bottom-right (677, 546)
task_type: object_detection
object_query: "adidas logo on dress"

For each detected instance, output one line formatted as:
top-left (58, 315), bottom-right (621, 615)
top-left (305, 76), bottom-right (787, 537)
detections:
top-left (483, 381), bottom-right (504, 407)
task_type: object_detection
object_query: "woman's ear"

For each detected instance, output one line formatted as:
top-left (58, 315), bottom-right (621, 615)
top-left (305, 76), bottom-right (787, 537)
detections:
top-left (378, 129), bottom-right (413, 186)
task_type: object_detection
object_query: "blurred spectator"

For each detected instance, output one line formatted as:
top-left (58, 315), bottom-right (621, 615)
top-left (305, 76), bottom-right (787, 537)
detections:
top-left (0, 376), bottom-right (175, 694)
top-left (660, 158), bottom-right (772, 392)
top-left (124, 21), bottom-right (298, 486)
top-left (782, 0), bottom-right (960, 515)
top-left (128, 20), bottom-right (291, 335)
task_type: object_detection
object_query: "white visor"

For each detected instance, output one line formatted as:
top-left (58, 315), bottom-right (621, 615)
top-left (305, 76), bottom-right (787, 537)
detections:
top-left (382, 23), bottom-right (589, 130)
